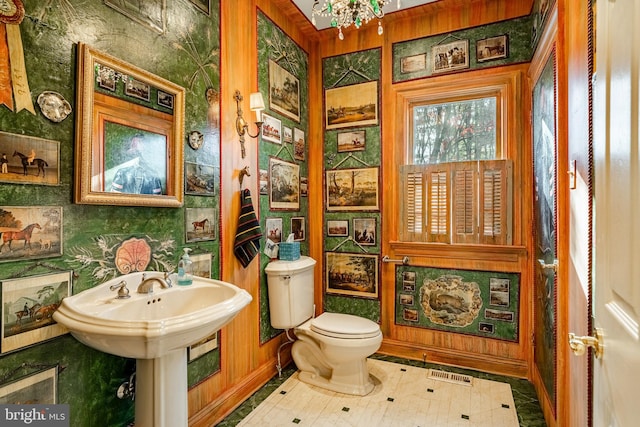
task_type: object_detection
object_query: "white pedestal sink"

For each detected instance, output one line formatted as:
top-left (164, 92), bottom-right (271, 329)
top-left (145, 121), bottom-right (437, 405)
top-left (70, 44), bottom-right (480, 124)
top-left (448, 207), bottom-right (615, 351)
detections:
top-left (53, 272), bottom-right (252, 427)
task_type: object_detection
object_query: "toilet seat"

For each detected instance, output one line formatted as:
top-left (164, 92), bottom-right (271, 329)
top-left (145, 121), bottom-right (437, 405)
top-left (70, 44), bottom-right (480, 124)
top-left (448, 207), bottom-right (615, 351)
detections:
top-left (309, 312), bottom-right (381, 339)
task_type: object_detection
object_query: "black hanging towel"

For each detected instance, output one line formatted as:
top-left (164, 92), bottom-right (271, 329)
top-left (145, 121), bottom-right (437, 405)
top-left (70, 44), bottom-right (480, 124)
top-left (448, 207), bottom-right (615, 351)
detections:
top-left (234, 189), bottom-right (263, 268)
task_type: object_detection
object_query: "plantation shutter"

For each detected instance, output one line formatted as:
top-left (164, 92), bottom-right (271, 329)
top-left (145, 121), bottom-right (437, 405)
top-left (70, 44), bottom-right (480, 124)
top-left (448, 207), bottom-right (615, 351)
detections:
top-left (479, 160), bottom-right (512, 245)
top-left (399, 165), bottom-right (426, 241)
top-left (426, 165), bottom-right (450, 243)
top-left (398, 161), bottom-right (511, 244)
top-left (451, 163), bottom-right (478, 244)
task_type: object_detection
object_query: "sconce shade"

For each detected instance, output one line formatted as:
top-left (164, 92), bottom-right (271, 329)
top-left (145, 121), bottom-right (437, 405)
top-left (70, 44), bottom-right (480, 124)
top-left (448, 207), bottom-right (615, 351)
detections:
top-left (249, 92), bottom-right (265, 121)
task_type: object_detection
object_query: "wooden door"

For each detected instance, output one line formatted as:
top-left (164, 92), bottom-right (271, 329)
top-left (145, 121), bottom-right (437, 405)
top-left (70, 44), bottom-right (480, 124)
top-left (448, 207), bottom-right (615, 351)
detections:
top-left (592, 0), bottom-right (640, 426)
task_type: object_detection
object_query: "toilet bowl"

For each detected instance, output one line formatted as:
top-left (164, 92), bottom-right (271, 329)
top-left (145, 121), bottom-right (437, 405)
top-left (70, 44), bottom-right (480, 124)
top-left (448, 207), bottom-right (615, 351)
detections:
top-left (292, 312), bottom-right (382, 396)
top-left (265, 256), bottom-right (383, 396)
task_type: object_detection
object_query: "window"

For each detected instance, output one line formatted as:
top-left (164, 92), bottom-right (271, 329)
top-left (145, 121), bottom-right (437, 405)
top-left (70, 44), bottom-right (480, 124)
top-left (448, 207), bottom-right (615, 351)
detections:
top-left (398, 74), bottom-right (518, 246)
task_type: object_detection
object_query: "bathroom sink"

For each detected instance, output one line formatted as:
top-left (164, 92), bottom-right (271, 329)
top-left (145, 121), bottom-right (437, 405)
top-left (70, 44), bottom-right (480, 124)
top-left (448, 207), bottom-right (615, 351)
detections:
top-left (53, 272), bottom-right (252, 359)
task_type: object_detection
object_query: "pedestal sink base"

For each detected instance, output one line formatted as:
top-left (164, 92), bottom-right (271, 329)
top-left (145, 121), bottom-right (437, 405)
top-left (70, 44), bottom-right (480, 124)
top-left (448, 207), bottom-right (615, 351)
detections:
top-left (135, 349), bottom-right (188, 427)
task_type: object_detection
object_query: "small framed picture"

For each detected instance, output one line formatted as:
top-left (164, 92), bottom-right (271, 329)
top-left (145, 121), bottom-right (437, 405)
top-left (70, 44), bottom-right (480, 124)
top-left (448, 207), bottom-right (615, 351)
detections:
top-left (291, 217), bottom-right (306, 241)
top-left (185, 161), bottom-right (216, 196)
top-left (185, 207), bottom-right (216, 242)
top-left (157, 90), bottom-right (174, 109)
top-left (399, 294), bottom-right (415, 306)
top-left (300, 176), bottom-right (308, 197)
top-left (259, 169), bottom-right (269, 195)
top-left (337, 130), bottom-right (366, 153)
top-left (327, 220), bottom-right (349, 237)
top-left (432, 39), bottom-right (469, 74)
top-left (261, 113), bottom-right (282, 144)
top-left (0, 206), bottom-right (63, 263)
top-left (283, 126), bottom-right (293, 144)
top-left (293, 128), bottom-right (305, 161)
top-left (124, 76), bottom-right (151, 102)
top-left (400, 53), bottom-right (427, 73)
top-left (265, 217), bottom-right (283, 243)
top-left (269, 157), bottom-right (300, 211)
top-left (479, 322), bottom-right (495, 334)
top-left (96, 64), bottom-right (116, 91)
top-left (489, 277), bottom-right (510, 306)
top-left (484, 308), bottom-right (514, 322)
top-left (1, 272), bottom-right (72, 353)
top-left (190, 252), bottom-right (212, 279)
top-left (353, 217), bottom-right (376, 246)
top-left (0, 366), bottom-right (58, 404)
top-left (403, 308), bottom-right (419, 322)
top-left (476, 35), bottom-right (508, 62)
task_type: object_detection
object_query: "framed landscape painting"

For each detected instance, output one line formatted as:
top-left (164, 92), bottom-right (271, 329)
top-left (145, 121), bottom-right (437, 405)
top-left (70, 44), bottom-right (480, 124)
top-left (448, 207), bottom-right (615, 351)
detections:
top-left (326, 167), bottom-right (379, 211)
top-left (325, 81), bottom-right (378, 130)
top-left (269, 59), bottom-right (300, 122)
top-left (326, 252), bottom-right (379, 299)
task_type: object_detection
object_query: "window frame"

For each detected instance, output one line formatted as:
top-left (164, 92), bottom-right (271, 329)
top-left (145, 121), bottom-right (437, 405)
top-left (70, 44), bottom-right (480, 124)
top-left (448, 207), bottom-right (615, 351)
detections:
top-left (390, 68), bottom-right (526, 255)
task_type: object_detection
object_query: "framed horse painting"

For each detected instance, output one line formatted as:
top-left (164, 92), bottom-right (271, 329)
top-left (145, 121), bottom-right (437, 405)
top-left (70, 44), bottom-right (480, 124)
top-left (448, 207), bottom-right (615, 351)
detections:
top-left (185, 207), bottom-right (216, 243)
top-left (0, 131), bottom-right (60, 186)
top-left (1, 271), bottom-right (72, 353)
top-left (0, 206), bottom-right (63, 263)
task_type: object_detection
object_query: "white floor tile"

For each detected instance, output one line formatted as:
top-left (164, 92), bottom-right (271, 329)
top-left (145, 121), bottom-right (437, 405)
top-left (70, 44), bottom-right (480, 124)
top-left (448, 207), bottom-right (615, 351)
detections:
top-left (237, 359), bottom-right (518, 427)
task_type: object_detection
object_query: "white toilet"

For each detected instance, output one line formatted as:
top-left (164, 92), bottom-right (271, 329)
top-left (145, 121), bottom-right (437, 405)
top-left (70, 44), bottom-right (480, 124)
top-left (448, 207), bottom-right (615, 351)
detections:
top-left (265, 256), bottom-right (382, 396)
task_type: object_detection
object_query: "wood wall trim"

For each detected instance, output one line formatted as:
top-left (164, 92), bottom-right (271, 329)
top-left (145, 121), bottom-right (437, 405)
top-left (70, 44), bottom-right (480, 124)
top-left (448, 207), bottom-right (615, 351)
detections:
top-left (380, 338), bottom-right (529, 378)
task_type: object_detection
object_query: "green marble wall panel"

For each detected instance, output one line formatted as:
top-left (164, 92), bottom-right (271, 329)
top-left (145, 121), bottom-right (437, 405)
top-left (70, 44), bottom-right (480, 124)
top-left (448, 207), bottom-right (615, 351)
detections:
top-left (394, 266), bottom-right (520, 342)
top-left (256, 12), bottom-right (310, 344)
top-left (392, 16), bottom-right (533, 83)
top-left (322, 49), bottom-right (381, 321)
top-left (0, 1), bottom-right (221, 425)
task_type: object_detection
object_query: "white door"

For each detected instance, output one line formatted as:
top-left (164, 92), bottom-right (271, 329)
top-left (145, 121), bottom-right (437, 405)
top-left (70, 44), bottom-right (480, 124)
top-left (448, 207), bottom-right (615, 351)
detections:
top-left (592, 0), bottom-right (640, 426)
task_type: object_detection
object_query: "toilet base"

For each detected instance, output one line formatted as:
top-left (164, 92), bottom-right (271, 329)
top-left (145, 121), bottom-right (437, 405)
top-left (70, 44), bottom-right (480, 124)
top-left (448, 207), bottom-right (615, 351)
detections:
top-left (297, 368), bottom-right (376, 396)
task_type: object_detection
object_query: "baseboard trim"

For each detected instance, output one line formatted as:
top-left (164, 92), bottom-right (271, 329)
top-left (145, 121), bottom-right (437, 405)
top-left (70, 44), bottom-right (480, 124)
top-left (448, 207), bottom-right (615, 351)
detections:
top-left (379, 339), bottom-right (528, 378)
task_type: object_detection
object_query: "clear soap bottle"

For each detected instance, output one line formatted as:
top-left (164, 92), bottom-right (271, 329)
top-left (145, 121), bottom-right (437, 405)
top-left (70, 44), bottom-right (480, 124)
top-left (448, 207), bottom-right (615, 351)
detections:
top-left (177, 248), bottom-right (193, 286)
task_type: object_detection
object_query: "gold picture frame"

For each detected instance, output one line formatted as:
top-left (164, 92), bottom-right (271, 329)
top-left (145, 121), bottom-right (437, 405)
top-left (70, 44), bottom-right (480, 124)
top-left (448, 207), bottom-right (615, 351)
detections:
top-left (74, 43), bottom-right (185, 207)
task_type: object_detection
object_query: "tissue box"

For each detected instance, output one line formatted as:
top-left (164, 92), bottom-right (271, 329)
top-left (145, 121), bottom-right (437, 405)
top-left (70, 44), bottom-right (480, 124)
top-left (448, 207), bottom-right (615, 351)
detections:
top-left (278, 242), bottom-right (300, 261)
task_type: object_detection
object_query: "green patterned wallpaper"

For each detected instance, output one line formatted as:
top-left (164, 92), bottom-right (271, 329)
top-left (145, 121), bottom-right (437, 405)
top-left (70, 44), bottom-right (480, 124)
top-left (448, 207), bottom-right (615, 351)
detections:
top-left (392, 15), bottom-right (533, 83)
top-left (322, 48), bottom-right (382, 322)
top-left (256, 12), bottom-right (310, 344)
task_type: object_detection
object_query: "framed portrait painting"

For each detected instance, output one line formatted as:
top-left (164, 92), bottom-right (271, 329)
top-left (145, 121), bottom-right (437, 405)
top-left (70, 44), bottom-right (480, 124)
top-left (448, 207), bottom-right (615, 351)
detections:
top-left (269, 157), bottom-right (300, 211)
top-left (325, 81), bottom-right (378, 130)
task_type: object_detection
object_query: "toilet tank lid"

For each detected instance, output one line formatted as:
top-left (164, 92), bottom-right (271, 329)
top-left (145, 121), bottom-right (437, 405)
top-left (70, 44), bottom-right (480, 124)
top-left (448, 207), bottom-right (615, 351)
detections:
top-left (311, 312), bottom-right (380, 336)
top-left (265, 256), bottom-right (316, 274)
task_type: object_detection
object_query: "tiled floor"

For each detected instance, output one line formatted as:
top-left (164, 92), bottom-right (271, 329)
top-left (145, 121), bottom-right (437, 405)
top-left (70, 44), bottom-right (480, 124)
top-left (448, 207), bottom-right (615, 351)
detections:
top-left (216, 355), bottom-right (547, 427)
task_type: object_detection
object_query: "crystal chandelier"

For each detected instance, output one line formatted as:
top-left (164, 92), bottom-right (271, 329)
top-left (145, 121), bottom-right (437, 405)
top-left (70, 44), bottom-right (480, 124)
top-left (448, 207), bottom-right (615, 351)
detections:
top-left (311, 0), bottom-right (401, 40)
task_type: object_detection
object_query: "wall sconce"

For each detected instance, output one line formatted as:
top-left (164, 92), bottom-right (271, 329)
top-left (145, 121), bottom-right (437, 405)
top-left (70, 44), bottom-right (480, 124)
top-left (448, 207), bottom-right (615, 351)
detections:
top-left (234, 90), bottom-right (264, 158)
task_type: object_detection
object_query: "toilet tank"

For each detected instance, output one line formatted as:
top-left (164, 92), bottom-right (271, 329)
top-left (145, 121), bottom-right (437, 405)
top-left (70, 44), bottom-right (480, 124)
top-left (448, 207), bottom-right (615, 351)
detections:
top-left (265, 256), bottom-right (316, 329)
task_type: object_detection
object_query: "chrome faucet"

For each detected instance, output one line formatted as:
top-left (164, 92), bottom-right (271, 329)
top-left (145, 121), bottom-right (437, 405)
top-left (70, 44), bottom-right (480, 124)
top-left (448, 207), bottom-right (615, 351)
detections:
top-left (137, 272), bottom-right (172, 294)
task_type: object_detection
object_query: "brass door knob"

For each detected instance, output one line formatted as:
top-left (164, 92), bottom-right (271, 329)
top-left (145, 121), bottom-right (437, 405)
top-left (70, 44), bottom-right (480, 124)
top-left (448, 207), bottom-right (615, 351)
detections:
top-left (568, 328), bottom-right (603, 358)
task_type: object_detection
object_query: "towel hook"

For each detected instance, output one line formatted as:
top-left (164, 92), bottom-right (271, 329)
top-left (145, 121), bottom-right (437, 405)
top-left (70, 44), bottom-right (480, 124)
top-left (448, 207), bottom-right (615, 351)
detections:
top-left (239, 166), bottom-right (251, 188)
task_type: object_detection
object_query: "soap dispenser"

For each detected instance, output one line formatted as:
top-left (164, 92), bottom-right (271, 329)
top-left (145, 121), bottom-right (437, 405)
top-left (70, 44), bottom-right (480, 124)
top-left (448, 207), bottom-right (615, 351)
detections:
top-left (177, 248), bottom-right (193, 286)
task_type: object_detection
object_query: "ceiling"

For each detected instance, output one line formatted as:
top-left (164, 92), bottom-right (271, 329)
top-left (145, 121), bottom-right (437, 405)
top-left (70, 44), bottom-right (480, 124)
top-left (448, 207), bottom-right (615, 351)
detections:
top-left (291, 0), bottom-right (439, 31)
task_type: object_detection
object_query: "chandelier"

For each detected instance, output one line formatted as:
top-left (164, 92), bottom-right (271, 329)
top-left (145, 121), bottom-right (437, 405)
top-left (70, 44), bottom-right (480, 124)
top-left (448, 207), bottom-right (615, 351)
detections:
top-left (311, 0), bottom-right (401, 40)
